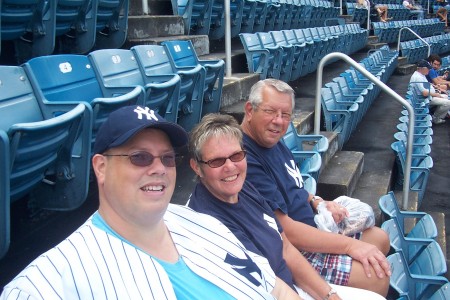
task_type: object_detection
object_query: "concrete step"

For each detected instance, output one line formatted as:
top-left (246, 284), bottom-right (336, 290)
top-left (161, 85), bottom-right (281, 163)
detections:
top-left (352, 151), bottom-right (396, 221)
top-left (316, 151), bottom-right (365, 200)
top-left (126, 15), bottom-right (185, 39)
top-left (396, 62), bottom-right (417, 75)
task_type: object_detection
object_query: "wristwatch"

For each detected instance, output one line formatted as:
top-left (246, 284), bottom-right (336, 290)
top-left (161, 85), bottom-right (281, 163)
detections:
top-left (310, 195), bottom-right (322, 211)
top-left (323, 288), bottom-right (337, 300)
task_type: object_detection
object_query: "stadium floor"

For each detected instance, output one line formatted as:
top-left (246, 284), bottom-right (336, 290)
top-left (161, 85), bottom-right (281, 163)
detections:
top-left (0, 53), bottom-right (449, 294)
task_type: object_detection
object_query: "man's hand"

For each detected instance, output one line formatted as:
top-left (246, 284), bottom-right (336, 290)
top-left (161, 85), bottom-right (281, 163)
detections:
top-left (324, 201), bottom-right (349, 224)
top-left (346, 239), bottom-right (391, 279)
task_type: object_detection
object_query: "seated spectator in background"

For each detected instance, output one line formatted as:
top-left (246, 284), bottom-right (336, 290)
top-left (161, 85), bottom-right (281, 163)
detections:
top-left (427, 54), bottom-right (450, 90)
top-left (240, 79), bottom-right (391, 297)
top-left (403, 0), bottom-right (424, 19)
top-left (410, 60), bottom-right (450, 124)
top-left (0, 105), bottom-right (298, 300)
top-left (436, 4), bottom-right (448, 27)
top-left (188, 113), bottom-right (387, 300)
top-left (356, 0), bottom-right (390, 22)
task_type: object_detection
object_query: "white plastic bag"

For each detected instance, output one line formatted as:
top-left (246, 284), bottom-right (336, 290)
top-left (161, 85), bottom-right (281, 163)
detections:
top-left (314, 196), bottom-right (375, 236)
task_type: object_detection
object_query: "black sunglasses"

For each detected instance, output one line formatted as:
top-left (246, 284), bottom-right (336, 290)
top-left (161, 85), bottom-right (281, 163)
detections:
top-left (198, 150), bottom-right (246, 168)
top-left (103, 151), bottom-right (183, 167)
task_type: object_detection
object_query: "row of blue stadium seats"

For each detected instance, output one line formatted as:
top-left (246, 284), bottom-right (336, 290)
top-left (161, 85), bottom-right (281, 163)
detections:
top-left (321, 45), bottom-right (399, 149)
top-left (372, 18), bottom-right (445, 43)
top-left (391, 84), bottom-right (434, 205)
top-left (400, 33), bottom-right (450, 64)
top-left (1, 0), bottom-right (130, 62)
top-left (379, 192), bottom-right (449, 300)
top-left (172, 0), bottom-right (339, 40)
top-left (0, 39), bottom-right (225, 259)
top-left (239, 24), bottom-right (368, 81)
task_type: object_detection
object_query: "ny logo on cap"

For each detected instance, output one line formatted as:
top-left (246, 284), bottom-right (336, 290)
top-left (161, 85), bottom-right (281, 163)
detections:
top-left (134, 106), bottom-right (158, 121)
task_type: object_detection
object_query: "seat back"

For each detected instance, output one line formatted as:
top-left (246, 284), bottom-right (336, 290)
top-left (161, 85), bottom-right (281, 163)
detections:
top-left (163, 40), bottom-right (224, 117)
top-left (89, 48), bottom-right (181, 124)
top-left (95, 0), bottom-right (129, 49)
top-left (429, 282), bottom-right (450, 300)
top-left (131, 44), bottom-right (202, 118)
top-left (1, 0), bottom-right (42, 40)
top-left (54, 0), bottom-right (98, 54)
top-left (23, 54), bottom-right (143, 148)
top-left (0, 65), bottom-right (92, 258)
top-left (388, 252), bottom-right (449, 300)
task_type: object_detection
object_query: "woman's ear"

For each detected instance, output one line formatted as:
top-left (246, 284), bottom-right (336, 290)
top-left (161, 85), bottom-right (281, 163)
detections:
top-left (190, 158), bottom-right (203, 178)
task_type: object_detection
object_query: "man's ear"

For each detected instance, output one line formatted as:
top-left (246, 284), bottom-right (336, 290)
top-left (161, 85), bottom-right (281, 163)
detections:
top-left (92, 154), bottom-right (107, 184)
top-left (190, 158), bottom-right (203, 178)
top-left (244, 101), bottom-right (254, 118)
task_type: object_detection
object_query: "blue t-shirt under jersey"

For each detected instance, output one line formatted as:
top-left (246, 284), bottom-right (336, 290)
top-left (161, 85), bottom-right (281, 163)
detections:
top-left (188, 181), bottom-right (296, 290)
top-left (243, 133), bottom-right (316, 227)
top-left (92, 212), bottom-right (234, 300)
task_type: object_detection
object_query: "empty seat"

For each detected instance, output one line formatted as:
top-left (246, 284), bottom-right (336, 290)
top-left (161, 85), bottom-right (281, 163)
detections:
top-left (94, 0), bottom-right (129, 49)
top-left (171, 0), bottom-right (213, 35)
top-left (1, 0), bottom-right (56, 60)
top-left (0, 65), bottom-right (92, 259)
top-left (240, 32), bottom-right (282, 79)
top-left (131, 44), bottom-right (205, 131)
top-left (22, 54), bottom-right (145, 150)
top-left (379, 191), bottom-right (437, 240)
top-left (388, 252), bottom-right (448, 300)
top-left (282, 122), bottom-right (328, 180)
top-left (162, 40), bottom-right (225, 119)
top-left (88, 48), bottom-right (182, 125)
top-left (53, 0), bottom-right (98, 54)
top-left (382, 218), bottom-right (444, 274)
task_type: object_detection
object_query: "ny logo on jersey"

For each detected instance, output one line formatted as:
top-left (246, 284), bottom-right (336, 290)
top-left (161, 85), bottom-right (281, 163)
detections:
top-left (285, 159), bottom-right (304, 188)
top-left (225, 252), bottom-right (262, 286)
top-left (134, 106), bottom-right (158, 121)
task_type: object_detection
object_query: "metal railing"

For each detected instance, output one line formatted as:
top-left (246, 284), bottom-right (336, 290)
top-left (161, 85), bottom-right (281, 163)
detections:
top-left (397, 27), bottom-right (431, 59)
top-left (314, 52), bottom-right (416, 209)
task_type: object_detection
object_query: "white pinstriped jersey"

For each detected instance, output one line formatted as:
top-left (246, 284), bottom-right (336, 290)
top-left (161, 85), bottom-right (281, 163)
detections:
top-left (1, 204), bottom-right (277, 300)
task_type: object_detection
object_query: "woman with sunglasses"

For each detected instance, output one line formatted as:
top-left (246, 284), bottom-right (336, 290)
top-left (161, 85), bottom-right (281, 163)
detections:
top-left (188, 114), bottom-right (386, 300)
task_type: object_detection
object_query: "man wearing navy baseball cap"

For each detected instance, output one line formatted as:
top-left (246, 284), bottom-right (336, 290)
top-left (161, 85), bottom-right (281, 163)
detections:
top-left (410, 60), bottom-right (450, 124)
top-left (1, 105), bottom-right (299, 300)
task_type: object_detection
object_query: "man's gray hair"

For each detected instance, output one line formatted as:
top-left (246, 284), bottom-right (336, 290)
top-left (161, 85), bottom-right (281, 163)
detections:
top-left (189, 113), bottom-right (243, 162)
top-left (248, 79), bottom-right (295, 108)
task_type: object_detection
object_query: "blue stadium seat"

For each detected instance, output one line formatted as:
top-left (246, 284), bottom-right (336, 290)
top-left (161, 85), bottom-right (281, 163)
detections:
top-left (379, 191), bottom-right (437, 240)
top-left (0, 65), bottom-right (92, 259)
top-left (382, 218), bottom-right (444, 273)
top-left (88, 49), bottom-right (182, 125)
top-left (429, 282), bottom-right (450, 300)
top-left (257, 31), bottom-right (293, 82)
top-left (53, 0), bottom-right (98, 54)
top-left (22, 54), bottom-right (145, 150)
top-left (1, 0), bottom-right (56, 60)
top-left (208, 0), bottom-right (244, 40)
top-left (321, 86), bottom-right (359, 149)
top-left (388, 252), bottom-right (448, 300)
top-left (171, 0), bottom-right (212, 35)
top-left (94, 0), bottom-right (129, 49)
top-left (131, 45), bottom-right (205, 131)
top-left (391, 140), bottom-right (433, 205)
top-left (282, 122), bottom-right (328, 180)
top-left (162, 40), bottom-right (225, 120)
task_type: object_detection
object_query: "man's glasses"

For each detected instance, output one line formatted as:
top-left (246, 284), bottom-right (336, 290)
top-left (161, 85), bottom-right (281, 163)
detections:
top-left (256, 106), bottom-right (292, 121)
top-left (198, 150), bottom-right (247, 168)
top-left (103, 151), bottom-right (182, 167)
